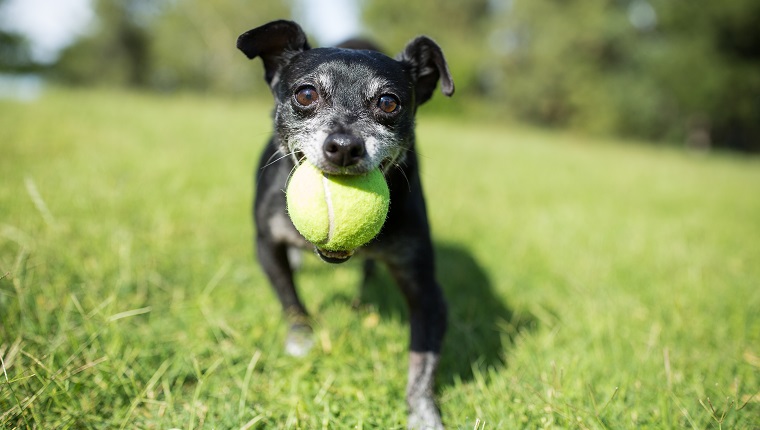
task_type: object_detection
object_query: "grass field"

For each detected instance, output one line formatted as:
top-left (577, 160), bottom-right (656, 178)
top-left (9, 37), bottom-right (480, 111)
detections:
top-left (1, 89), bottom-right (759, 429)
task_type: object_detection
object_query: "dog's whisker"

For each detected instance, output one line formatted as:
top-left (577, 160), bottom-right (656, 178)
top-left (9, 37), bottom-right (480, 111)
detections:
top-left (261, 150), bottom-right (281, 168)
top-left (284, 154), bottom-right (309, 189)
top-left (286, 163), bottom-right (300, 186)
top-left (259, 150), bottom-right (301, 187)
top-left (392, 162), bottom-right (413, 193)
top-left (388, 143), bottom-right (415, 153)
top-left (261, 151), bottom-right (296, 171)
top-left (382, 142), bottom-right (425, 163)
top-left (290, 151), bottom-right (305, 166)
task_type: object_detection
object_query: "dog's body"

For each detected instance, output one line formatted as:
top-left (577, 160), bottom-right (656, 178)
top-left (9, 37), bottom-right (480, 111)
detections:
top-left (237, 20), bottom-right (454, 429)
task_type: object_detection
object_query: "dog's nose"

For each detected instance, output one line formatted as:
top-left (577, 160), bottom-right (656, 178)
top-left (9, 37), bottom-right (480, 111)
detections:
top-left (323, 133), bottom-right (365, 167)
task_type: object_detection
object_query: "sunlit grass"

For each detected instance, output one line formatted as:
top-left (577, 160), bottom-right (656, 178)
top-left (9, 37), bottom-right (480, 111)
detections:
top-left (1, 88), bottom-right (758, 428)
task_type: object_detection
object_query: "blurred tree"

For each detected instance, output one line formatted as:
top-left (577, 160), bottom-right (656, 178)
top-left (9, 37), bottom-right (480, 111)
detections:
top-left (362, 0), bottom-right (491, 110)
top-left (48, 0), bottom-right (760, 151)
top-left (55, 0), bottom-right (156, 87)
top-left (0, 0), bottom-right (35, 72)
top-left (490, 0), bottom-right (760, 151)
top-left (0, 31), bottom-right (33, 72)
top-left (149, 0), bottom-right (290, 93)
top-left (55, 0), bottom-right (290, 93)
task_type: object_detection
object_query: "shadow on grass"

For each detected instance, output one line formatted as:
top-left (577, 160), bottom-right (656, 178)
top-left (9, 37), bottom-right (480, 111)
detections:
top-left (359, 242), bottom-right (537, 385)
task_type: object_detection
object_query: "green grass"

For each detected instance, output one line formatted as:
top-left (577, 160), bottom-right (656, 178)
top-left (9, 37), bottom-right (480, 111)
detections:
top-left (1, 88), bottom-right (758, 429)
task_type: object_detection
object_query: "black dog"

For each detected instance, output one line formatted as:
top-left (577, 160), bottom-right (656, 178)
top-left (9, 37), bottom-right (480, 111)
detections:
top-left (237, 20), bottom-right (454, 429)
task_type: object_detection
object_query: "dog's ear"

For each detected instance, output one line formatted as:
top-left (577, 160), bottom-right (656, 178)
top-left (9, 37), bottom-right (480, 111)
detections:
top-left (237, 20), bottom-right (311, 85)
top-left (397, 37), bottom-right (455, 105)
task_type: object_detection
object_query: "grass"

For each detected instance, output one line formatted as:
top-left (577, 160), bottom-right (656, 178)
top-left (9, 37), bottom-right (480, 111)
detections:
top-left (1, 88), bottom-right (758, 429)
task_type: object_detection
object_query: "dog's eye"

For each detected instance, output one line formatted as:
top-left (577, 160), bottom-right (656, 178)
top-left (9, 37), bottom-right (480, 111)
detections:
top-left (377, 95), bottom-right (399, 113)
top-left (295, 86), bottom-right (319, 107)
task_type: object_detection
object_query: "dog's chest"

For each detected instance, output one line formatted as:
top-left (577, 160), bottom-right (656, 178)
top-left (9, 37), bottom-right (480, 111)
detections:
top-left (268, 211), bottom-right (309, 248)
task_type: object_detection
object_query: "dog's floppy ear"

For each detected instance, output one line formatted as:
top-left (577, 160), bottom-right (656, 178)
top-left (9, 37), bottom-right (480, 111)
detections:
top-left (237, 20), bottom-right (311, 85)
top-left (397, 37), bottom-right (455, 105)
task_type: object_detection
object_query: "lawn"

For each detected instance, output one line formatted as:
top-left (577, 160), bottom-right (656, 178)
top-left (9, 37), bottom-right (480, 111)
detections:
top-left (1, 89), bottom-right (758, 429)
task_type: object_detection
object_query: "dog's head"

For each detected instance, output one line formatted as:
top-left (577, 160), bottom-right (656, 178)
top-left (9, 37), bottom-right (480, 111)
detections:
top-left (237, 20), bottom-right (454, 175)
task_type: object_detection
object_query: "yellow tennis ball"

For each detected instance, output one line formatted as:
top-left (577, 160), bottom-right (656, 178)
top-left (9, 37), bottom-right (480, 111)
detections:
top-left (286, 162), bottom-right (390, 252)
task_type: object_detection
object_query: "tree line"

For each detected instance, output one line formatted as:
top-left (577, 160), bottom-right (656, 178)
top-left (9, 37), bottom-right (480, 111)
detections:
top-left (2, 0), bottom-right (758, 152)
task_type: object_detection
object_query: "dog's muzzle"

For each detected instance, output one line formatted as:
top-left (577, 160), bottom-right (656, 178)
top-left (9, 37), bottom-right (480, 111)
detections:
top-left (323, 133), bottom-right (366, 168)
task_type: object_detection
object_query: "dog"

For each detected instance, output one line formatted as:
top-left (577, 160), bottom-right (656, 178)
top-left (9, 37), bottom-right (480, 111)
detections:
top-left (237, 20), bottom-right (454, 429)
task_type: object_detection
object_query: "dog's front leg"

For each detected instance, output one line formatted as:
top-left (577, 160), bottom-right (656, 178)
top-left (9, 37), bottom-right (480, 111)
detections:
top-left (256, 236), bottom-right (314, 356)
top-left (387, 253), bottom-right (448, 430)
top-left (406, 350), bottom-right (444, 430)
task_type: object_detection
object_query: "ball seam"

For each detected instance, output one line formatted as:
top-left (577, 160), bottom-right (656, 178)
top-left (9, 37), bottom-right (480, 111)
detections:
top-left (321, 173), bottom-right (335, 245)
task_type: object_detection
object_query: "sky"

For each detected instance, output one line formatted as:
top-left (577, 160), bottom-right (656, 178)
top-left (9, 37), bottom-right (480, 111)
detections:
top-left (0, 0), bottom-right (360, 63)
top-left (0, 0), bottom-right (94, 63)
top-left (294, 0), bottom-right (361, 46)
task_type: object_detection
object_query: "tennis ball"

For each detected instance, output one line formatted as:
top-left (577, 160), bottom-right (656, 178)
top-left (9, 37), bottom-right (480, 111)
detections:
top-left (286, 162), bottom-right (390, 252)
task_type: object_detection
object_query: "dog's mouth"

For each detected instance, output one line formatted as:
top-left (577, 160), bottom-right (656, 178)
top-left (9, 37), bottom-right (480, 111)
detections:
top-left (304, 162), bottom-right (376, 177)
top-left (316, 248), bottom-right (354, 264)
top-left (291, 150), bottom-right (393, 176)
top-left (293, 154), bottom-right (393, 177)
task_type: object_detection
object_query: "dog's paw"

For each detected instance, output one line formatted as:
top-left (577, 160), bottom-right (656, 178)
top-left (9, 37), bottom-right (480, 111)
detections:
top-left (407, 397), bottom-right (444, 430)
top-left (285, 324), bottom-right (314, 357)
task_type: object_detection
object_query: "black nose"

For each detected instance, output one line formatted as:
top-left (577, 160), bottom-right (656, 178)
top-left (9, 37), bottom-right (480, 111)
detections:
top-left (323, 133), bottom-right (365, 167)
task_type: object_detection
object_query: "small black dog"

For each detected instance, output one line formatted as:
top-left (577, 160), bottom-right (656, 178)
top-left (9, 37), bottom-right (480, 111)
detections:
top-left (237, 20), bottom-right (454, 429)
